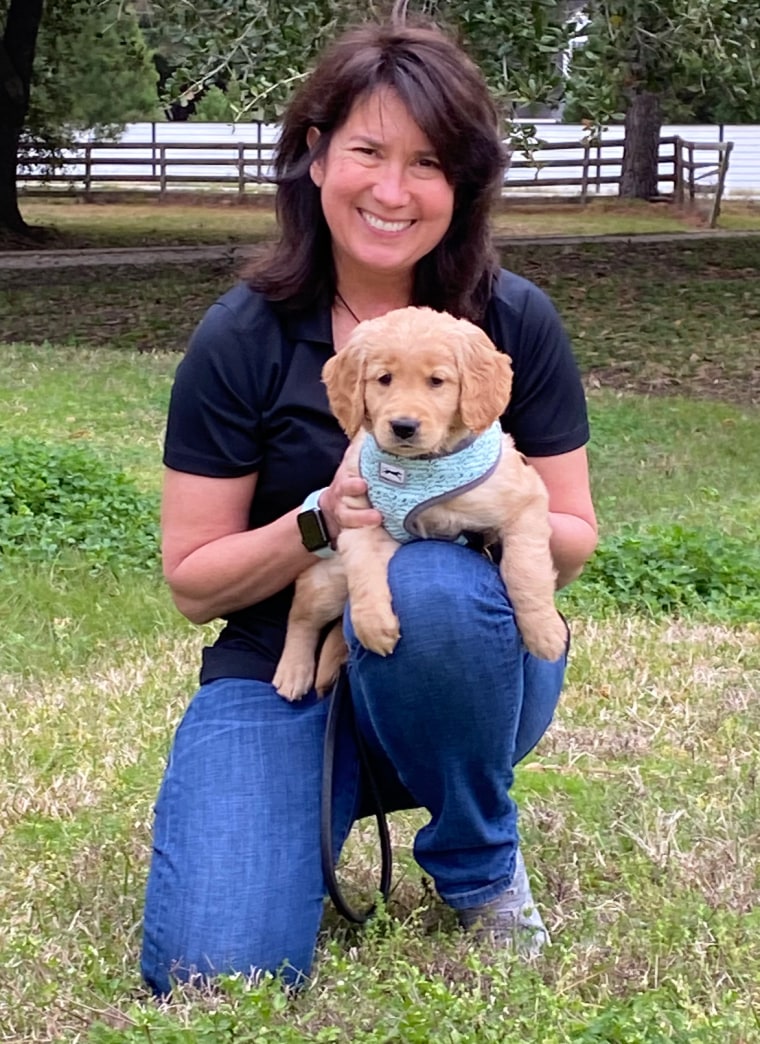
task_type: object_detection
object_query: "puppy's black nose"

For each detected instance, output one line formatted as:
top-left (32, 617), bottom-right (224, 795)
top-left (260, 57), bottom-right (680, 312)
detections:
top-left (391, 418), bottom-right (419, 441)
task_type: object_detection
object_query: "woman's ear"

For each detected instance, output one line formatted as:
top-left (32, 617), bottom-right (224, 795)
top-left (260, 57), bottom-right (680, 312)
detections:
top-left (307, 127), bottom-right (324, 187)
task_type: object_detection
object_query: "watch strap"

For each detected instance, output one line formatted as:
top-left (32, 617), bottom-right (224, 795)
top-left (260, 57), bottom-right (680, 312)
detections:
top-left (301, 488), bottom-right (327, 514)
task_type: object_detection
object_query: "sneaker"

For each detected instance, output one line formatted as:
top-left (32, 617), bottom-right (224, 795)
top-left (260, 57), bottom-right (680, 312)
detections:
top-left (457, 848), bottom-right (549, 959)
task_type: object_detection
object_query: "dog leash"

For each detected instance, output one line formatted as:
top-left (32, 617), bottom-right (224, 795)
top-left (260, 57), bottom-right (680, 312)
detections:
top-left (320, 669), bottom-right (393, 923)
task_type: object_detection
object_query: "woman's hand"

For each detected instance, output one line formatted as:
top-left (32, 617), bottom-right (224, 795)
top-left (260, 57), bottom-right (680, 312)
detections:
top-left (318, 456), bottom-right (382, 544)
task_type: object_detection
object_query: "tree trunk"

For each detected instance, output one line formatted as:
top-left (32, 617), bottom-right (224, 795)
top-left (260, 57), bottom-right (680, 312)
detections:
top-left (0, 124), bottom-right (26, 233)
top-left (619, 90), bottom-right (662, 200)
top-left (0, 0), bottom-right (44, 236)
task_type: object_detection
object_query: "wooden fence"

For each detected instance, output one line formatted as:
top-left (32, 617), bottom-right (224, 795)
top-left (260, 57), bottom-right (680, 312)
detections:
top-left (672, 137), bottom-right (734, 226)
top-left (18, 134), bottom-right (734, 224)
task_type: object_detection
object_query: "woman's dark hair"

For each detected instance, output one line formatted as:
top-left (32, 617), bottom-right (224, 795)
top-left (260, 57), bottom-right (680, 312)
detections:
top-left (243, 21), bottom-right (508, 321)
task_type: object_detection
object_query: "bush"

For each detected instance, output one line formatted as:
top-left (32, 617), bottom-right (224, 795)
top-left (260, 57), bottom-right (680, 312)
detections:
top-left (0, 438), bottom-right (160, 574)
top-left (188, 75), bottom-right (249, 122)
top-left (562, 522), bottom-right (760, 623)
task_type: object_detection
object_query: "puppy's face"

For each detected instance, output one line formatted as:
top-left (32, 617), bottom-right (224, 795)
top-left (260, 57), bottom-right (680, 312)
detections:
top-left (362, 342), bottom-right (463, 455)
top-left (323, 307), bottom-right (514, 455)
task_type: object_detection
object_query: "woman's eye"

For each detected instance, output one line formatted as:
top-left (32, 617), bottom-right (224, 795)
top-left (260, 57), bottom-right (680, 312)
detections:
top-left (378, 373), bottom-right (393, 386)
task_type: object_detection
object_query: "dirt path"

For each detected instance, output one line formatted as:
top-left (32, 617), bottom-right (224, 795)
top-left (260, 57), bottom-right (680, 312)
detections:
top-left (2, 229), bottom-right (759, 270)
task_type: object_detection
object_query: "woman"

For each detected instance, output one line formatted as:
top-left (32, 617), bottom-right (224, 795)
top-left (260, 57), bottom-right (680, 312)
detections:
top-left (140, 18), bottom-right (597, 996)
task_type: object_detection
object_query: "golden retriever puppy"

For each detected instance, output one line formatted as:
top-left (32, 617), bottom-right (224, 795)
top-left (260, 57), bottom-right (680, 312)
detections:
top-left (273, 307), bottom-right (568, 702)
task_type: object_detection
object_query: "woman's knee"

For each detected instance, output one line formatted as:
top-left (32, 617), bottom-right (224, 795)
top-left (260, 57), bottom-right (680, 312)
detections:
top-left (346, 541), bottom-right (564, 764)
top-left (347, 543), bottom-right (524, 732)
top-left (384, 541), bottom-right (515, 652)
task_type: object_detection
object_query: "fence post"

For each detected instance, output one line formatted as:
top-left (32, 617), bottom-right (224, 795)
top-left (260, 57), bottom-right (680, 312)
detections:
top-left (673, 136), bottom-right (684, 205)
top-left (688, 143), bottom-right (696, 201)
top-left (580, 141), bottom-right (590, 204)
top-left (84, 144), bottom-right (92, 195)
top-left (159, 145), bottom-right (167, 196)
top-left (238, 142), bottom-right (245, 196)
top-left (709, 141), bottom-right (733, 228)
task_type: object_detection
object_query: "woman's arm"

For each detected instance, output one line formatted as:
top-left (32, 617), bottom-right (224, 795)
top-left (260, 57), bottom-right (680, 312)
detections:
top-left (525, 446), bottom-right (598, 589)
top-left (161, 464), bottom-right (382, 625)
top-left (161, 469), bottom-right (317, 624)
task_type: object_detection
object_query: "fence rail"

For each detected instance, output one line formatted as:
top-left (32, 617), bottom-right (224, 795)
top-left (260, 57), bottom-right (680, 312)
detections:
top-left (18, 134), bottom-right (734, 225)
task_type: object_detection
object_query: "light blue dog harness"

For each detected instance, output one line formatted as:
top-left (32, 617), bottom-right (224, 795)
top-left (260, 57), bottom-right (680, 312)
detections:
top-left (359, 420), bottom-right (503, 544)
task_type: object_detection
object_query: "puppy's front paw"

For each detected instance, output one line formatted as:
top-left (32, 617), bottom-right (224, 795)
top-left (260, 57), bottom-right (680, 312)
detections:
top-left (519, 611), bottom-right (568, 662)
top-left (351, 602), bottom-right (401, 657)
top-left (272, 657), bottom-right (315, 702)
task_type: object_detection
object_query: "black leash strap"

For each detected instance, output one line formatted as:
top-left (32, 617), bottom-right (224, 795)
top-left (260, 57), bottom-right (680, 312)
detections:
top-left (320, 670), bottom-right (393, 923)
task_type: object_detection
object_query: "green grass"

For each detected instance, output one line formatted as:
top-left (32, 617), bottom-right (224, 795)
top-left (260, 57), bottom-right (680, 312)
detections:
top-left (16, 196), bottom-right (278, 247)
top-left (1, 239), bottom-right (759, 1041)
top-left (0, 343), bottom-right (177, 488)
top-left (586, 392), bottom-right (760, 532)
top-left (711, 200), bottom-right (760, 231)
top-left (11, 196), bottom-right (760, 251)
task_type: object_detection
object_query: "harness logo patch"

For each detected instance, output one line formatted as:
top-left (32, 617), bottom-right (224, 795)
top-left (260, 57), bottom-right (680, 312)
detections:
top-left (378, 461), bottom-right (407, 486)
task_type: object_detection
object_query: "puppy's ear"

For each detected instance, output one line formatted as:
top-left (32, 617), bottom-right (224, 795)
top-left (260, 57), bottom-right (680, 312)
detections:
top-left (456, 324), bottom-right (514, 432)
top-left (322, 340), bottom-right (366, 437)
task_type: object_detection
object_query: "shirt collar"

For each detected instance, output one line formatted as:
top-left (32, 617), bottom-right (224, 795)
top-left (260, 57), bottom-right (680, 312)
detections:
top-left (278, 292), bottom-right (333, 346)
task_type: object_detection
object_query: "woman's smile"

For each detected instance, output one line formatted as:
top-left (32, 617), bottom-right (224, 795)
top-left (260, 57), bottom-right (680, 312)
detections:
top-left (359, 209), bottom-right (415, 234)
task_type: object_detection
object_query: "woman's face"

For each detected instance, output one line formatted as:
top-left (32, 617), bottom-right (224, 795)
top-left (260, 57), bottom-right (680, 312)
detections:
top-left (308, 89), bottom-right (454, 289)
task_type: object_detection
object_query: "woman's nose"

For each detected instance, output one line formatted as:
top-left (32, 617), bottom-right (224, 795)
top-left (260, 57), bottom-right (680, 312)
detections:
top-left (371, 164), bottom-right (411, 208)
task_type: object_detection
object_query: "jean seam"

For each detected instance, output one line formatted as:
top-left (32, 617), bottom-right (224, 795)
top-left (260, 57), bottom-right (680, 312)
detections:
top-left (141, 774), bottom-right (174, 990)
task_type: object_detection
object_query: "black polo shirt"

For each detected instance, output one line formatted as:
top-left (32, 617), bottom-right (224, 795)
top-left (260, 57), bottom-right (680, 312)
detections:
top-left (164, 269), bottom-right (590, 684)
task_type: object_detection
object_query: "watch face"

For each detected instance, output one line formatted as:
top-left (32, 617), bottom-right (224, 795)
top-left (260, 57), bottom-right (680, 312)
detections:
top-left (298, 509), bottom-right (330, 551)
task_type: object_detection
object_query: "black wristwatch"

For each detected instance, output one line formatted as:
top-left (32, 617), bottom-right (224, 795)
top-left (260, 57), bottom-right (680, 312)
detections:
top-left (297, 489), bottom-right (335, 558)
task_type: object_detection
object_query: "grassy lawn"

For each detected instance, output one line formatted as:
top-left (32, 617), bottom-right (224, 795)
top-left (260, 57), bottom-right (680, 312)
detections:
top-left (9, 194), bottom-right (760, 251)
top-left (1, 237), bottom-right (759, 1041)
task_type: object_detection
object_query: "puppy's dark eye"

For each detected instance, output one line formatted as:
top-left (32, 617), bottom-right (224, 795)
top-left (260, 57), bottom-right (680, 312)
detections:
top-left (429, 376), bottom-right (445, 387)
top-left (377, 373), bottom-right (393, 386)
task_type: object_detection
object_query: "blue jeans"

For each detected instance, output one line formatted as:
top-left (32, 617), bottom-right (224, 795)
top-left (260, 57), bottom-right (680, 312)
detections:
top-left (140, 542), bottom-right (566, 995)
